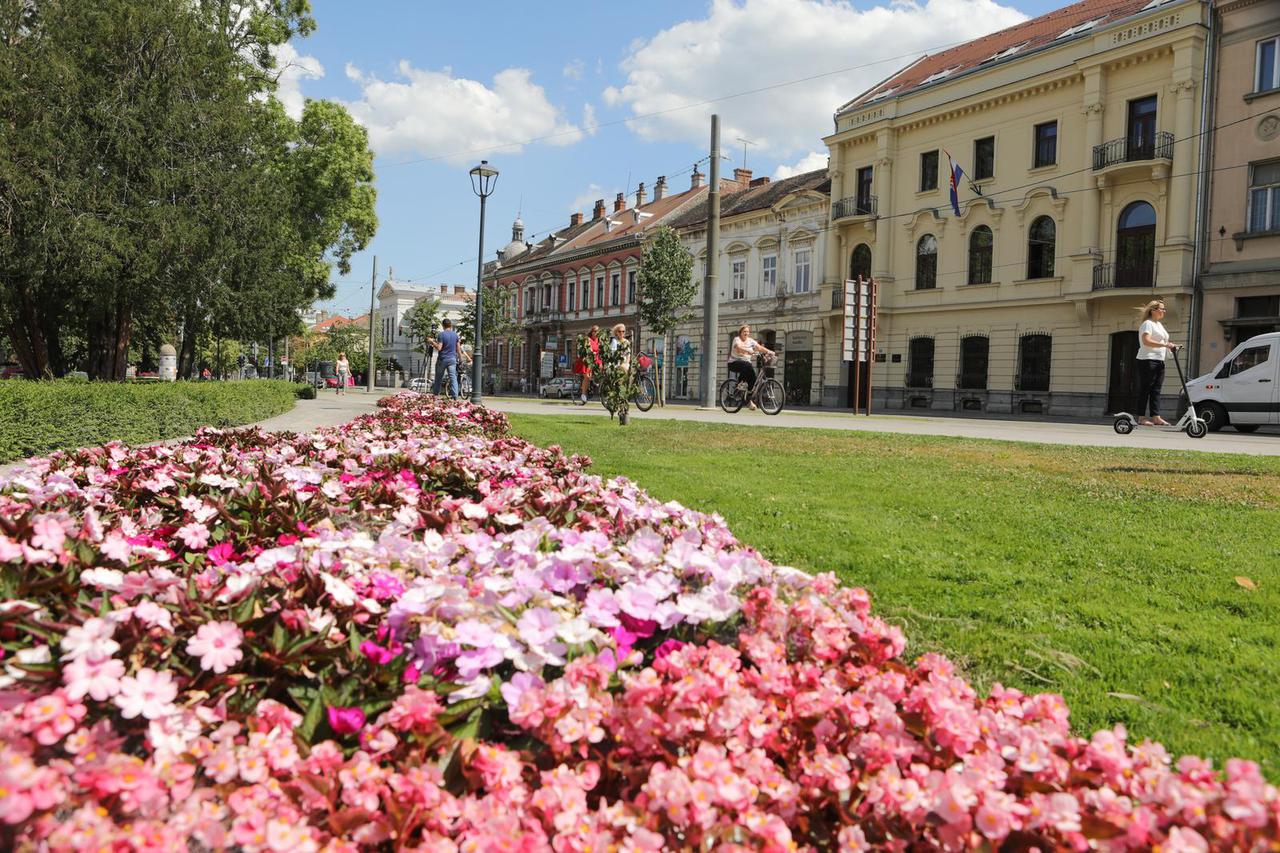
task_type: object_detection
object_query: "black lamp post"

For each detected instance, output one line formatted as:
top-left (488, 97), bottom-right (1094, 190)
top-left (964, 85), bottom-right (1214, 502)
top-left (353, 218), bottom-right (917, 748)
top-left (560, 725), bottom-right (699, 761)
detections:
top-left (468, 159), bottom-right (498, 404)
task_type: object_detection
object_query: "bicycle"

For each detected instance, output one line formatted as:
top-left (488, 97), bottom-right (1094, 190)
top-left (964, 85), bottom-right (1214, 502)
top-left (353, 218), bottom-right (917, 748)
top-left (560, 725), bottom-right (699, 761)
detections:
top-left (718, 355), bottom-right (784, 415)
top-left (572, 352), bottom-right (656, 412)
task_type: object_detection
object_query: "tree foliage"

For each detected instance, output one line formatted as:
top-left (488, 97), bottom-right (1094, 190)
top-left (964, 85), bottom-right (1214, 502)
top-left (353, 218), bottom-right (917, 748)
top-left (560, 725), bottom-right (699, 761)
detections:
top-left (402, 298), bottom-right (442, 369)
top-left (0, 0), bottom-right (376, 380)
top-left (636, 226), bottom-right (696, 404)
top-left (461, 283), bottom-right (520, 348)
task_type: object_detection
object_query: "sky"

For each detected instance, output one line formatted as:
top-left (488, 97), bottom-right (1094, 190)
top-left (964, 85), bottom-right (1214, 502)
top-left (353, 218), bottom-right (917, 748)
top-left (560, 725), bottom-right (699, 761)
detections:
top-left (291, 0), bottom-right (1068, 315)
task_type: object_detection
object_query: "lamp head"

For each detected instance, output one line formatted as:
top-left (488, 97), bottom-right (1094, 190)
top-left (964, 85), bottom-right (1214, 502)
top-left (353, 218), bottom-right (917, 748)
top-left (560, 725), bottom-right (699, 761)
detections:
top-left (470, 160), bottom-right (499, 197)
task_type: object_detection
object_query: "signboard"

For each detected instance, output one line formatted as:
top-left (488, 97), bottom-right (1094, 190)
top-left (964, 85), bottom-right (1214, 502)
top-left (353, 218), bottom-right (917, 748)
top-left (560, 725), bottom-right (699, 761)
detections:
top-left (545, 336), bottom-right (559, 348)
top-left (539, 351), bottom-right (555, 379)
top-left (558, 354), bottom-right (568, 366)
top-left (842, 277), bottom-right (878, 415)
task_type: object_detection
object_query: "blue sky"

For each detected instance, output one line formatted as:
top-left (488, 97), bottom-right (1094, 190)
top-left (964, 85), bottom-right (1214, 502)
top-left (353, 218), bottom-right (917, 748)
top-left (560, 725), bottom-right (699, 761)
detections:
top-left (293, 0), bottom-right (1067, 315)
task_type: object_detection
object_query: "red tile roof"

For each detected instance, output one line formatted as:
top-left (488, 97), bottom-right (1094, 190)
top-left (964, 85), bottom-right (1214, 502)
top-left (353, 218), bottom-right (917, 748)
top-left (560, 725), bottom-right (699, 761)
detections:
top-left (842, 0), bottom-right (1156, 112)
top-left (313, 313), bottom-right (370, 332)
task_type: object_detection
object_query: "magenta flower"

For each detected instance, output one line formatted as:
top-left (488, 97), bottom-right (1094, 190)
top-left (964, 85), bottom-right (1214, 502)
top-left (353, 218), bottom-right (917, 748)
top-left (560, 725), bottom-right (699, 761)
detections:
top-left (205, 542), bottom-right (238, 566)
top-left (327, 705), bottom-right (366, 735)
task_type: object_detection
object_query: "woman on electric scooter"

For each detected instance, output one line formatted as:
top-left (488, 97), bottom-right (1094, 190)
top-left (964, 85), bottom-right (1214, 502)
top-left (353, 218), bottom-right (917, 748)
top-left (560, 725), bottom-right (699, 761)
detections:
top-left (1134, 300), bottom-right (1180, 426)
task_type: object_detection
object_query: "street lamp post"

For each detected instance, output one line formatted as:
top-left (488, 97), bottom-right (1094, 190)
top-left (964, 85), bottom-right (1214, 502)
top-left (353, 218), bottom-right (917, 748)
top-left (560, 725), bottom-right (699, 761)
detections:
top-left (468, 160), bottom-right (498, 405)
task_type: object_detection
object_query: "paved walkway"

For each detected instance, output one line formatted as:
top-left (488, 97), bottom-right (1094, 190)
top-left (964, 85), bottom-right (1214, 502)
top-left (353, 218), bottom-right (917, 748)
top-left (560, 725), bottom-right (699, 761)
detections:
top-left (486, 396), bottom-right (1280, 457)
top-left (250, 389), bottom-right (394, 433)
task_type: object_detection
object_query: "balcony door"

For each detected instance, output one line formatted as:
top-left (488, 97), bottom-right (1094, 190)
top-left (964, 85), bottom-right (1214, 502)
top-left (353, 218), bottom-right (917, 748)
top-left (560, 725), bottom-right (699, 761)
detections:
top-left (1115, 201), bottom-right (1156, 288)
top-left (856, 167), bottom-right (873, 213)
top-left (1126, 96), bottom-right (1157, 161)
top-left (1107, 331), bottom-right (1140, 414)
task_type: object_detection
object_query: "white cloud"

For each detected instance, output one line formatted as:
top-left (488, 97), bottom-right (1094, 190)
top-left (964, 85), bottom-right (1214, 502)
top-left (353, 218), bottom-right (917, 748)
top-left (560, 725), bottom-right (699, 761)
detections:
top-left (272, 42), bottom-right (324, 120)
top-left (563, 59), bottom-right (585, 80)
top-left (775, 151), bottom-right (829, 180)
top-left (582, 103), bottom-right (598, 135)
top-left (603, 0), bottom-right (1028, 157)
top-left (343, 62), bottom-right (583, 163)
top-left (567, 184), bottom-right (619, 214)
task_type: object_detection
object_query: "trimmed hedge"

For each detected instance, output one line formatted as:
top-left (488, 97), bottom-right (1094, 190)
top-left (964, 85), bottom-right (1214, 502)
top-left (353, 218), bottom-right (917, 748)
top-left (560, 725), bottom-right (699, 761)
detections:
top-left (0, 379), bottom-right (297, 463)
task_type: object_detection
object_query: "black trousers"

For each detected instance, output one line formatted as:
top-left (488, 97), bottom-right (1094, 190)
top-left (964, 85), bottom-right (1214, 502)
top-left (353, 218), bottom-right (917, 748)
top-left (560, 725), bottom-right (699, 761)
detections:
top-left (1136, 359), bottom-right (1165, 417)
top-left (728, 360), bottom-right (756, 387)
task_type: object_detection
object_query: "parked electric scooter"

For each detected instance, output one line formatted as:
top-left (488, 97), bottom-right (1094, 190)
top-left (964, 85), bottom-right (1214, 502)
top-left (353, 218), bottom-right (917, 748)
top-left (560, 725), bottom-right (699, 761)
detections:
top-left (1113, 346), bottom-right (1207, 438)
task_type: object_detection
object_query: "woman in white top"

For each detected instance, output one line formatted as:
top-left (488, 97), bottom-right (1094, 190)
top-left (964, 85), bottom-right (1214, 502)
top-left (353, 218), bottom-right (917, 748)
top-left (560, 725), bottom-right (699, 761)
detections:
top-left (728, 324), bottom-right (775, 410)
top-left (335, 353), bottom-right (351, 396)
top-left (1134, 300), bottom-right (1178, 426)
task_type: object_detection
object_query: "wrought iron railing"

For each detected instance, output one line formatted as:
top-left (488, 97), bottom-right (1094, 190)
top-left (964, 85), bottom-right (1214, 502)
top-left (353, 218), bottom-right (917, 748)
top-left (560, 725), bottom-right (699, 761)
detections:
top-left (1092, 261), bottom-right (1156, 290)
top-left (832, 194), bottom-right (877, 219)
top-left (830, 287), bottom-right (845, 310)
top-left (1091, 131), bottom-right (1173, 170)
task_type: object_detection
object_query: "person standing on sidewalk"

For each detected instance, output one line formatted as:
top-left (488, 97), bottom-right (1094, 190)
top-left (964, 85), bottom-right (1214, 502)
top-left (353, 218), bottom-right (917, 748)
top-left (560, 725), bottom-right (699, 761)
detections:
top-left (431, 319), bottom-right (461, 398)
top-left (335, 353), bottom-right (350, 395)
top-left (1134, 300), bottom-right (1178, 426)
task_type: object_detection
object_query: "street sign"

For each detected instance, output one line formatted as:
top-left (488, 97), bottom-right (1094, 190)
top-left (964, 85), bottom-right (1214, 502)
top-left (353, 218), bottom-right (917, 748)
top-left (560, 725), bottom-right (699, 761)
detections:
top-left (539, 351), bottom-right (555, 379)
top-left (842, 277), bottom-right (878, 415)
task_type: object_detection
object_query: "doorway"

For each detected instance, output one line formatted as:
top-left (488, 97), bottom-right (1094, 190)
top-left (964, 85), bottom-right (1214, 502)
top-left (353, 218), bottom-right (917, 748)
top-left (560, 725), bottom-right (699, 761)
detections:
top-left (784, 330), bottom-right (813, 406)
top-left (1126, 95), bottom-right (1157, 161)
top-left (1107, 330), bottom-right (1140, 414)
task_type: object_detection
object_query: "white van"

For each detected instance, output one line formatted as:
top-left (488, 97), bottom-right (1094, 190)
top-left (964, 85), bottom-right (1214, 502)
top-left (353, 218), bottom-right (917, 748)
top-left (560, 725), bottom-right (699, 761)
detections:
top-left (1184, 332), bottom-right (1280, 433)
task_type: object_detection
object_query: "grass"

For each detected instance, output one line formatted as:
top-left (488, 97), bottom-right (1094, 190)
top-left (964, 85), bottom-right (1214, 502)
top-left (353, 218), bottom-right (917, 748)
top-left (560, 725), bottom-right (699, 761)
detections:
top-left (508, 414), bottom-right (1280, 775)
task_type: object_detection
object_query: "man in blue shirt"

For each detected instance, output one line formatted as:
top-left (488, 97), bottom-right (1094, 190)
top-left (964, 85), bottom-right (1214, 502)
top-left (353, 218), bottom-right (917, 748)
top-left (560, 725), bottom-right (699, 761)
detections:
top-left (431, 318), bottom-right (461, 397)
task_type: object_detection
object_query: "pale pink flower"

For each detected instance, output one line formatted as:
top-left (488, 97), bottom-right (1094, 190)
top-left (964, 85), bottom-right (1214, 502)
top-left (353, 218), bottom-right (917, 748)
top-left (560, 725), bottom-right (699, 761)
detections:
top-left (114, 667), bottom-right (178, 719)
top-left (176, 522), bottom-right (210, 550)
top-left (59, 617), bottom-right (119, 661)
top-left (63, 655), bottom-right (125, 701)
top-left (186, 621), bottom-right (244, 673)
top-left (29, 514), bottom-right (67, 552)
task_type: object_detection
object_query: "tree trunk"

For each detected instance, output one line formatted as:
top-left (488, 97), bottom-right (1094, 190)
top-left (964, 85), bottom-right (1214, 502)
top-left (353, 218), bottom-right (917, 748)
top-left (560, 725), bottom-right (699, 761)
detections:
top-left (86, 299), bottom-right (133, 381)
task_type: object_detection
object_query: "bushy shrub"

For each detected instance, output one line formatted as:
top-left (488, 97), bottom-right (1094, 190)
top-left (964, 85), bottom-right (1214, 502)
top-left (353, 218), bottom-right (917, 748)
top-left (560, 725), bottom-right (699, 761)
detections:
top-left (0, 379), bottom-right (296, 463)
top-left (294, 382), bottom-right (317, 400)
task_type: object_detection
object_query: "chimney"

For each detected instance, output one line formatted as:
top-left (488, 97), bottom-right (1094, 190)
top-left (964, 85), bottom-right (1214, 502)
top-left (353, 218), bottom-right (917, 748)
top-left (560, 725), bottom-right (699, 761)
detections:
top-left (654, 175), bottom-right (667, 200)
top-left (570, 212), bottom-right (583, 227)
top-left (734, 168), bottom-right (753, 188)
top-left (750, 176), bottom-right (771, 187)
top-left (592, 199), bottom-right (605, 220)
top-left (454, 285), bottom-right (466, 295)
top-left (613, 192), bottom-right (626, 212)
top-left (635, 182), bottom-right (647, 208)
top-left (439, 284), bottom-right (448, 293)
top-left (691, 165), bottom-right (704, 189)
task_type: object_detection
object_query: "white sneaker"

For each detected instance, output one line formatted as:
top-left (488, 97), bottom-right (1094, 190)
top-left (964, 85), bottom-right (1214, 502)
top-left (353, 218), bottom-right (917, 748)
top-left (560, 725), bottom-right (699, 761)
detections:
top-left (580, 394), bottom-right (588, 403)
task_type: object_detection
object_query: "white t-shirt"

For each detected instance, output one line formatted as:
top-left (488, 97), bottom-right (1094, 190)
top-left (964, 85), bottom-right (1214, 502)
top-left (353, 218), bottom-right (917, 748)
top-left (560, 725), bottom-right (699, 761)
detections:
top-left (1137, 320), bottom-right (1169, 361)
top-left (731, 336), bottom-right (758, 362)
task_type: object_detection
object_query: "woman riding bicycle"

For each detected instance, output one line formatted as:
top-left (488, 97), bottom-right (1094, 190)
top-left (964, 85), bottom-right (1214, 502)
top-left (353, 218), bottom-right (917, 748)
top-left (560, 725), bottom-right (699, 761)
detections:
top-left (728, 324), bottom-right (774, 410)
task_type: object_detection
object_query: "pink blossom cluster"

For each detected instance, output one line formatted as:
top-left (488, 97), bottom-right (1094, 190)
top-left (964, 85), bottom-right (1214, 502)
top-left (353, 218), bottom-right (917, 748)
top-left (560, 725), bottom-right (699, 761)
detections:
top-left (0, 394), bottom-right (1276, 849)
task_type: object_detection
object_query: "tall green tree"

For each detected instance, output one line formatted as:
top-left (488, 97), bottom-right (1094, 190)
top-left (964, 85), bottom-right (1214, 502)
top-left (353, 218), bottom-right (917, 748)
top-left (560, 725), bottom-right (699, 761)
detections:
top-left (402, 298), bottom-right (441, 379)
top-left (460, 283), bottom-right (520, 350)
top-left (636, 226), bottom-right (696, 405)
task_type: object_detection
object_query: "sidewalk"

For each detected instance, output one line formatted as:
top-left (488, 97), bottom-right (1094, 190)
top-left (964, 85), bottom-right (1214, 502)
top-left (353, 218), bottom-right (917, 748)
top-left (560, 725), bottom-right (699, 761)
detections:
top-left (485, 396), bottom-right (1280, 457)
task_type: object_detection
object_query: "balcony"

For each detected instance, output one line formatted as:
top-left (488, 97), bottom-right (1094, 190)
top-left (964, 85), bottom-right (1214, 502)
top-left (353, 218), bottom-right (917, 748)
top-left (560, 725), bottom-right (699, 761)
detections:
top-left (524, 307), bottom-right (563, 325)
top-left (1091, 132), bottom-right (1173, 172)
top-left (832, 194), bottom-right (877, 221)
top-left (1092, 261), bottom-right (1155, 291)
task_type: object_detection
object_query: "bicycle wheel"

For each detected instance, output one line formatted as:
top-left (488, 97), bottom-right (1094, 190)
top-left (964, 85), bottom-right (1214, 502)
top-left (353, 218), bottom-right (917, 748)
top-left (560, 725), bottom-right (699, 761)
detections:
top-left (634, 376), bottom-right (656, 411)
top-left (718, 379), bottom-right (744, 413)
top-left (758, 378), bottom-right (785, 415)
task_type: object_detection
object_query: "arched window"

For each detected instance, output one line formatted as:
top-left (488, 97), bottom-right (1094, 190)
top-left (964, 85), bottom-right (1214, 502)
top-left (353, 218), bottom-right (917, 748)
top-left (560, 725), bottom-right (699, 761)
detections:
top-left (1116, 201), bottom-right (1156, 288)
top-left (1018, 334), bottom-right (1052, 392)
top-left (959, 336), bottom-right (990, 390)
top-left (907, 337), bottom-right (934, 387)
top-left (968, 226), bottom-right (993, 285)
top-left (915, 234), bottom-right (938, 290)
top-left (1027, 216), bottom-right (1056, 279)
top-left (850, 243), bottom-right (872, 282)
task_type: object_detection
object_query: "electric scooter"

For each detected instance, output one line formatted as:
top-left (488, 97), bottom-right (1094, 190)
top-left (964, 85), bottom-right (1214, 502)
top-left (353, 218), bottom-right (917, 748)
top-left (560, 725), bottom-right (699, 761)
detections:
top-left (1112, 346), bottom-right (1207, 439)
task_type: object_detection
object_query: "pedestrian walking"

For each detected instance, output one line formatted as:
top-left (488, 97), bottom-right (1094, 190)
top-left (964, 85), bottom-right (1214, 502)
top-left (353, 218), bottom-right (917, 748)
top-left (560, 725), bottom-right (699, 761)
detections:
top-left (335, 353), bottom-right (351, 395)
top-left (1134, 300), bottom-right (1178, 426)
top-left (431, 319), bottom-right (461, 397)
top-left (575, 325), bottom-right (602, 403)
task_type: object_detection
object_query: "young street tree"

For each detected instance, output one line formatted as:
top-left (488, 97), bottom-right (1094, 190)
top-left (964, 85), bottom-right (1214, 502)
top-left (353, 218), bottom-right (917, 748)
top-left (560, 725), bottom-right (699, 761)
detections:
top-left (401, 298), bottom-right (441, 380)
top-left (460, 282), bottom-right (520, 388)
top-left (636, 226), bottom-right (696, 405)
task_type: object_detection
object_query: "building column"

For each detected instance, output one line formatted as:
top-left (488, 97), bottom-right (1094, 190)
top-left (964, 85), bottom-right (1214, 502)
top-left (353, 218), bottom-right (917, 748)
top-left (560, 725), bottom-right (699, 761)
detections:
top-left (1082, 102), bottom-right (1105, 253)
top-left (824, 144), bottom-right (844, 285)
top-left (1167, 77), bottom-right (1198, 244)
top-left (872, 156), bottom-right (894, 279)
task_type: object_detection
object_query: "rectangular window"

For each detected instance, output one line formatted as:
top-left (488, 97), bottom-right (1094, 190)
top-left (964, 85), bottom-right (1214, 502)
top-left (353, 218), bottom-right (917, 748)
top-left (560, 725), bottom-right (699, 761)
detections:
top-left (974, 136), bottom-right (995, 180)
top-left (794, 247), bottom-right (812, 294)
top-left (920, 150), bottom-right (939, 191)
top-left (760, 254), bottom-right (777, 297)
top-left (731, 259), bottom-right (746, 300)
top-left (1248, 160), bottom-right (1280, 233)
top-left (611, 273), bottom-right (621, 306)
top-left (1257, 36), bottom-right (1279, 93)
top-left (627, 270), bottom-right (637, 303)
top-left (582, 279), bottom-right (589, 310)
top-left (1033, 121), bottom-right (1057, 168)
top-left (567, 279), bottom-right (576, 311)
top-left (856, 166), bottom-right (874, 211)
top-left (595, 276), bottom-right (605, 309)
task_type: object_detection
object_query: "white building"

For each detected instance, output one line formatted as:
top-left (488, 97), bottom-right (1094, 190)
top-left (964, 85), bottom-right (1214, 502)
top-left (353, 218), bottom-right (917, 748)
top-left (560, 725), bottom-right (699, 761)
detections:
top-left (376, 278), bottom-right (472, 378)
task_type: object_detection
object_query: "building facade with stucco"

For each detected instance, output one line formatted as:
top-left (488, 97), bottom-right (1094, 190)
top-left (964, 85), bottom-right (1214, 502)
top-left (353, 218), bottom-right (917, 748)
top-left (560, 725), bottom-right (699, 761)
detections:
top-left (376, 278), bottom-right (471, 380)
top-left (823, 0), bottom-right (1208, 417)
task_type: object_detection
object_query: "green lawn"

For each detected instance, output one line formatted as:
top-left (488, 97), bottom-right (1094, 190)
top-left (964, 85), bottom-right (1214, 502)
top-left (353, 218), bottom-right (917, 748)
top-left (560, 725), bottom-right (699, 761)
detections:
top-left (508, 414), bottom-right (1280, 775)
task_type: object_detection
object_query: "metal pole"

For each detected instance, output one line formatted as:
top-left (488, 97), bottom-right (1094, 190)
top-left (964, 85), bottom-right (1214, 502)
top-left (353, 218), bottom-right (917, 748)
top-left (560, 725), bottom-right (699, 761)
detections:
top-left (471, 193), bottom-right (487, 405)
top-left (700, 115), bottom-right (721, 406)
top-left (366, 255), bottom-right (377, 392)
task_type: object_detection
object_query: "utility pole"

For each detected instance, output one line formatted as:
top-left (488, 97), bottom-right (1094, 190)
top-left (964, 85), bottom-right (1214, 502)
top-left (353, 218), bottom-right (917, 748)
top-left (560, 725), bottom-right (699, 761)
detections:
top-left (701, 115), bottom-right (722, 407)
top-left (366, 255), bottom-right (377, 392)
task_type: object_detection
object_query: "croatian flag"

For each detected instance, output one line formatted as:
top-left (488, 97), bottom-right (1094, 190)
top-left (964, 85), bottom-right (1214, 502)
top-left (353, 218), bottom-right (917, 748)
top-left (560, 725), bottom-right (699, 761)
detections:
top-left (945, 150), bottom-right (964, 217)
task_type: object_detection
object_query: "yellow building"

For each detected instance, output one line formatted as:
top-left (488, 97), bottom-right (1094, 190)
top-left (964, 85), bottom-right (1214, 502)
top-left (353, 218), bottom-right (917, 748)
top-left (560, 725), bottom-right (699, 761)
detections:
top-left (1196, 0), bottom-right (1280, 382)
top-left (823, 0), bottom-right (1208, 416)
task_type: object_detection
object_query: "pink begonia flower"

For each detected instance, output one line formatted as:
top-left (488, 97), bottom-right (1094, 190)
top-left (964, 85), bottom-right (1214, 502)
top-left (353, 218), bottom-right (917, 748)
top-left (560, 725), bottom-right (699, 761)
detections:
top-left (205, 542), bottom-right (238, 566)
top-left (59, 617), bottom-right (120, 662)
top-left (63, 654), bottom-right (126, 701)
top-left (1162, 827), bottom-right (1209, 853)
top-left (29, 514), bottom-right (67, 552)
top-left (327, 705), bottom-right (366, 735)
top-left (176, 522), bottom-right (210, 550)
top-left (0, 534), bottom-right (25, 562)
top-left (114, 667), bottom-right (178, 719)
top-left (186, 621), bottom-right (244, 674)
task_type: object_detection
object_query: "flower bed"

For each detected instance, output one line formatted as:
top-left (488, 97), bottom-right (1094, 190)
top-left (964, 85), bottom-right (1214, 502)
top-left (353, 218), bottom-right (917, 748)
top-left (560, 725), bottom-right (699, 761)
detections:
top-left (0, 394), bottom-right (1276, 850)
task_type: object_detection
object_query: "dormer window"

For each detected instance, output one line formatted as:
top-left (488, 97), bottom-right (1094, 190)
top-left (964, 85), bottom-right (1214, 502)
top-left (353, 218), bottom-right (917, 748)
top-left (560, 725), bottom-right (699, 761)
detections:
top-left (922, 67), bottom-right (958, 85)
top-left (1056, 18), bottom-right (1103, 39)
top-left (867, 86), bottom-right (898, 103)
top-left (982, 42), bottom-right (1027, 63)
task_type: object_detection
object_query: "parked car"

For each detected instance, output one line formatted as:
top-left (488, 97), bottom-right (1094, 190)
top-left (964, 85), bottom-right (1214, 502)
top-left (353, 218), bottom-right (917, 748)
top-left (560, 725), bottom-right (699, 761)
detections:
top-left (0, 363), bottom-right (22, 380)
top-left (1184, 331), bottom-right (1280, 433)
top-left (539, 376), bottom-right (579, 399)
top-left (408, 377), bottom-right (429, 393)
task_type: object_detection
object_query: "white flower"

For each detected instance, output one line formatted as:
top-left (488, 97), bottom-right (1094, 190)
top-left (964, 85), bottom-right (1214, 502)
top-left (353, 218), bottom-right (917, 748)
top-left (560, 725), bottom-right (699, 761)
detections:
top-left (60, 618), bottom-right (120, 661)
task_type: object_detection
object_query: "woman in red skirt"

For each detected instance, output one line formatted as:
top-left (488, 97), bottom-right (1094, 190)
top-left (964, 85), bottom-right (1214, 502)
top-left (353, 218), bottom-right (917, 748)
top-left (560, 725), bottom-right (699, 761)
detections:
top-left (574, 325), bottom-right (602, 403)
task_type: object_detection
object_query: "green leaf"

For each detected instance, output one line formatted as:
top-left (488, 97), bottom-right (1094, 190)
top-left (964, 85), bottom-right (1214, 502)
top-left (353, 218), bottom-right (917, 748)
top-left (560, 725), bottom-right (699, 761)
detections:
top-left (298, 690), bottom-right (325, 742)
